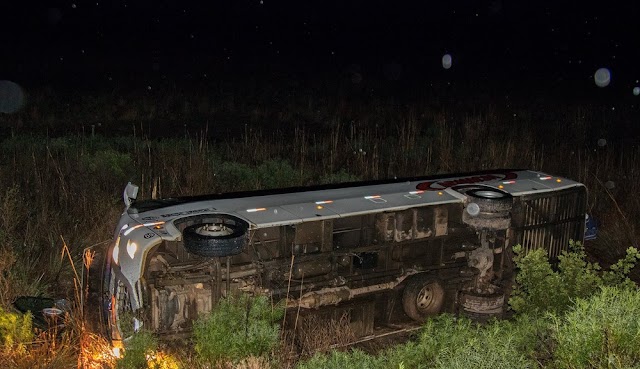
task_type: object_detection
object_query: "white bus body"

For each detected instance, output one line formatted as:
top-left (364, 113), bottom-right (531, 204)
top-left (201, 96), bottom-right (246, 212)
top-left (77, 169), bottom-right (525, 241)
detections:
top-left (86, 169), bottom-right (587, 344)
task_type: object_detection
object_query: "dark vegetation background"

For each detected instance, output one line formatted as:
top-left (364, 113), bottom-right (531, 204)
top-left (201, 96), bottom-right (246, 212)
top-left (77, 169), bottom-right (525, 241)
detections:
top-left (0, 83), bottom-right (638, 304)
top-left (0, 0), bottom-right (639, 367)
top-left (1, 92), bottom-right (639, 366)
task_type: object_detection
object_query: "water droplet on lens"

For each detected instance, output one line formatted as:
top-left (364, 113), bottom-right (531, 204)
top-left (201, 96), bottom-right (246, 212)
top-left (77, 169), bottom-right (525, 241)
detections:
top-left (597, 138), bottom-right (607, 147)
top-left (594, 68), bottom-right (611, 87)
top-left (442, 54), bottom-right (453, 69)
top-left (604, 181), bottom-right (615, 189)
top-left (0, 80), bottom-right (25, 114)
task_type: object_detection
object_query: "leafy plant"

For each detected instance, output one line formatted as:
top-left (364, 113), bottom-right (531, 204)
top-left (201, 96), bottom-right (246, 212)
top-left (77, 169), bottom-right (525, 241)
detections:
top-left (81, 149), bottom-right (134, 184)
top-left (296, 348), bottom-right (382, 369)
top-left (319, 169), bottom-right (361, 184)
top-left (509, 241), bottom-right (639, 316)
top-left (297, 314), bottom-right (546, 369)
top-left (0, 306), bottom-right (33, 354)
top-left (509, 246), bottom-right (565, 315)
top-left (116, 331), bottom-right (159, 369)
top-left (417, 314), bottom-right (539, 369)
top-left (602, 246), bottom-right (640, 289)
top-left (552, 287), bottom-right (640, 369)
top-left (193, 294), bottom-right (283, 365)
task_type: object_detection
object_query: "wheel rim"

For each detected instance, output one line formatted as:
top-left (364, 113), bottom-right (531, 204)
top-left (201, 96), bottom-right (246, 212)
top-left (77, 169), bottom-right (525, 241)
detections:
top-left (195, 223), bottom-right (234, 237)
top-left (416, 284), bottom-right (435, 310)
top-left (471, 189), bottom-right (506, 199)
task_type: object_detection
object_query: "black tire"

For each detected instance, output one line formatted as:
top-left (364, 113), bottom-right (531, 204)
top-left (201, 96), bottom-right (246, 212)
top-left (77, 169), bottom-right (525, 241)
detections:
top-left (459, 187), bottom-right (513, 230)
top-left (402, 274), bottom-right (445, 321)
top-left (459, 290), bottom-right (505, 322)
top-left (465, 188), bottom-right (513, 213)
top-left (183, 217), bottom-right (248, 257)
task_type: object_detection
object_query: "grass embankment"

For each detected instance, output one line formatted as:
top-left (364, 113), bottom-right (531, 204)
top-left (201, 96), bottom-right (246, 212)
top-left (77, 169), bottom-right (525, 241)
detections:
top-left (0, 90), bottom-right (639, 367)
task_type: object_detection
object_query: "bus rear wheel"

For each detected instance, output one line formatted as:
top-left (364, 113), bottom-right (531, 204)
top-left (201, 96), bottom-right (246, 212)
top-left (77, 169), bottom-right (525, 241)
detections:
top-left (402, 274), bottom-right (445, 321)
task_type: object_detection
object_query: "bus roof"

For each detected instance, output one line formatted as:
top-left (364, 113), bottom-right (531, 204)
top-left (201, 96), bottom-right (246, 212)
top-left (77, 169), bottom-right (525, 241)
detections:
top-left (128, 169), bottom-right (583, 228)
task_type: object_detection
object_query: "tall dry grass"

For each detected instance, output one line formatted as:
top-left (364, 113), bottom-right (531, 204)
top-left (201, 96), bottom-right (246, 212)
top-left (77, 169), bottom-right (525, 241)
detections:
top-left (0, 86), bottom-right (638, 367)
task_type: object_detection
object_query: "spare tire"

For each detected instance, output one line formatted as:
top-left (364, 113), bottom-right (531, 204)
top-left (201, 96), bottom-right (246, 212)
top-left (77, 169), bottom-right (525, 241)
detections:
top-left (183, 216), bottom-right (249, 257)
top-left (465, 188), bottom-right (513, 213)
top-left (458, 186), bottom-right (513, 230)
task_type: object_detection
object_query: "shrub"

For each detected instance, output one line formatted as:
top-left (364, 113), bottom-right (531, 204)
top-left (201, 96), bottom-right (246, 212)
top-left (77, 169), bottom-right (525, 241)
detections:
top-left (417, 314), bottom-right (539, 369)
top-left (553, 287), bottom-right (640, 368)
top-left (255, 159), bottom-right (306, 189)
top-left (297, 314), bottom-right (546, 369)
top-left (193, 294), bottom-right (283, 365)
top-left (81, 149), bottom-right (134, 185)
top-left (0, 306), bottom-right (33, 354)
top-left (116, 331), bottom-right (159, 369)
top-left (319, 169), bottom-right (361, 184)
top-left (379, 340), bottom-right (428, 369)
top-left (602, 246), bottom-right (640, 289)
top-left (509, 241), bottom-right (639, 316)
top-left (296, 349), bottom-right (382, 369)
top-left (509, 246), bottom-right (566, 315)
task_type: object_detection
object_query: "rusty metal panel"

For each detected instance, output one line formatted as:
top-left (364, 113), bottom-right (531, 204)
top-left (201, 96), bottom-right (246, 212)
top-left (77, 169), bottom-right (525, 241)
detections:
top-left (375, 213), bottom-right (395, 243)
top-left (394, 209), bottom-right (414, 242)
top-left (333, 215), bottom-right (364, 249)
top-left (434, 206), bottom-right (448, 236)
top-left (414, 207), bottom-right (435, 239)
top-left (295, 222), bottom-right (324, 245)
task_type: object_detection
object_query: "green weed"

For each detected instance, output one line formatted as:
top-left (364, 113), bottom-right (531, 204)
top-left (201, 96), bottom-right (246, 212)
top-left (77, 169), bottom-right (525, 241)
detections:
top-left (193, 295), bottom-right (283, 365)
top-left (553, 287), bottom-right (640, 369)
top-left (510, 241), bottom-right (639, 316)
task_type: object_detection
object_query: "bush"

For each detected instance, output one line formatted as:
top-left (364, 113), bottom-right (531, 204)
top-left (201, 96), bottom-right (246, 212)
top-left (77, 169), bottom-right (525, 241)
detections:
top-left (417, 314), bottom-right (539, 369)
top-left (296, 349), bottom-right (382, 369)
top-left (116, 331), bottom-right (159, 369)
top-left (297, 314), bottom-right (546, 369)
top-left (509, 241), bottom-right (639, 316)
top-left (553, 287), bottom-right (640, 368)
top-left (319, 169), bottom-right (361, 184)
top-left (378, 340), bottom-right (428, 369)
top-left (255, 159), bottom-right (306, 189)
top-left (0, 306), bottom-right (33, 354)
top-left (214, 159), bottom-right (308, 192)
top-left (193, 294), bottom-right (283, 365)
top-left (81, 149), bottom-right (134, 184)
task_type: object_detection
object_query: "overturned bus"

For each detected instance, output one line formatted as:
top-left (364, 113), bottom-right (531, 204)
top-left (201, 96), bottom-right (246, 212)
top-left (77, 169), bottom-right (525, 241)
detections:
top-left (86, 169), bottom-right (587, 346)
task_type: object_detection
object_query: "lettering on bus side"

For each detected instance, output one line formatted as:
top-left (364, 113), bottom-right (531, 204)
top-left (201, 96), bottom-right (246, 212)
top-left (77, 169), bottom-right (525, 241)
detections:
top-left (416, 171), bottom-right (518, 191)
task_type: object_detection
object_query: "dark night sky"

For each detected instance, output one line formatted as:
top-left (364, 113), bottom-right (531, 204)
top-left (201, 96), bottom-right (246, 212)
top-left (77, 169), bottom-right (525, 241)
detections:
top-left (1, 1), bottom-right (639, 96)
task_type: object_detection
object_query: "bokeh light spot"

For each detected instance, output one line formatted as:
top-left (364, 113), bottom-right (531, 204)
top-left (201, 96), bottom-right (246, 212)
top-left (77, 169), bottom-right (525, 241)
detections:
top-left (594, 68), bottom-right (611, 87)
top-left (0, 80), bottom-right (25, 114)
top-left (442, 54), bottom-right (453, 69)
